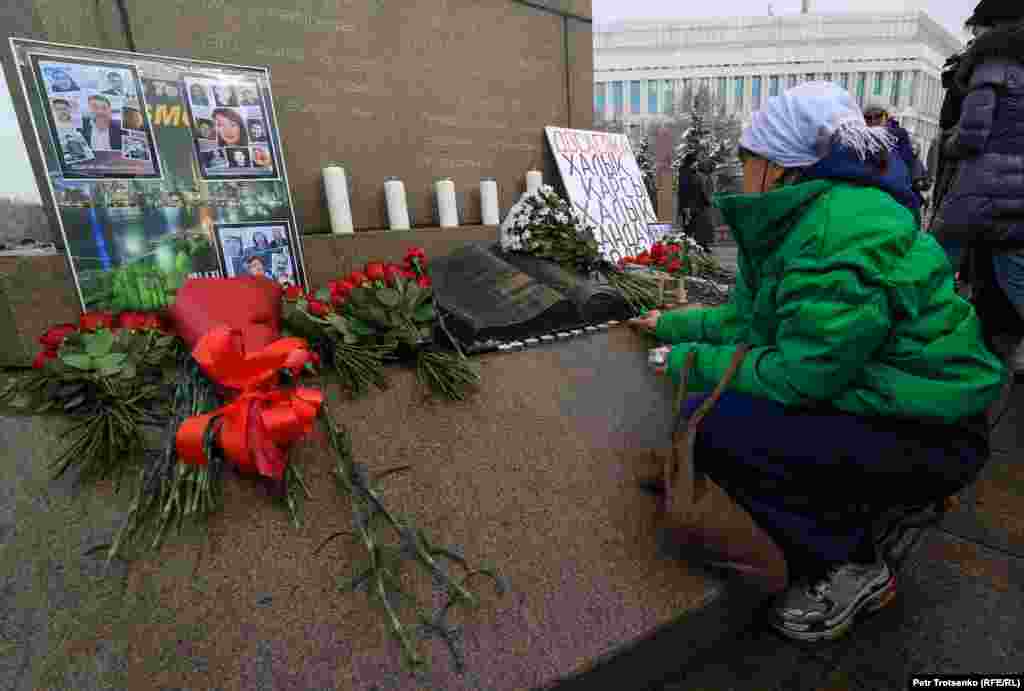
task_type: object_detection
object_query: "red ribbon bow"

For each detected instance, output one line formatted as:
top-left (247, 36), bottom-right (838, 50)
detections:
top-left (175, 326), bottom-right (323, 480)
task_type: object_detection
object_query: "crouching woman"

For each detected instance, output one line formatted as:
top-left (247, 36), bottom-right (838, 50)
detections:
top-left (633, 83), bottom-right (1004, 642)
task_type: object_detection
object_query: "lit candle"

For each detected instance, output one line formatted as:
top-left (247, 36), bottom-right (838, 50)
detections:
top-left (384, 177), bottom-right (410, 230)
top-left (323, 165), bottom-right (353, 234)
top-left (526, 170), bottom-right (543, 194)
top-left (480, 178), bottom-right (499, 225)
top-left (435, 178), bottom-right (459, 228)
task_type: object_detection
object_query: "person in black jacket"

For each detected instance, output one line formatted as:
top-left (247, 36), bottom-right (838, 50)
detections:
top-left (930, 0), bottom-right (1024, 377)
top-left (676, 154), bottom-right (715, 251)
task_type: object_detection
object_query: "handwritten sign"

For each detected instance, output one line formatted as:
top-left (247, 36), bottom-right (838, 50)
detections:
top-left (545, 126), bottom-right (658, 263)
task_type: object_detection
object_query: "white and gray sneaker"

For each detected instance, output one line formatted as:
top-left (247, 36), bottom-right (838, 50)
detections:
top-left (771, 560), bottom-right (896, 642)
top-left (1010, 339), bottom-right (1024, 379)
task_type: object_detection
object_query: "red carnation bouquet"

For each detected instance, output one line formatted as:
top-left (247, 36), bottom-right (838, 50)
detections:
top-left (282, 246), bottom-right (478, 401)
top-left (2, 310), bottom-right (178, 486)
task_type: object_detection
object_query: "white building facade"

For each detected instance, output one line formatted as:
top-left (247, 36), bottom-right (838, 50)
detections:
top-left (593, 12), bottom-right (964, 152)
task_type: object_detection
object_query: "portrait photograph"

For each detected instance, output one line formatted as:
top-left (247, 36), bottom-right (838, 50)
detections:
top-left (212, 84), bottom-right (239, 108)
top-left (188, 82), bottom-right (210, 107)
top-left (239, 85), bottom-right (261, 107)
top-left (248, 118), bottom-right (268, 142)
top-left (226, 146), bottom-right (251, 169)
top-left (122, 106), bottom-right (146, 132)
top-left (49, 96), bottom-right (82, 129)
top-left (195, 118), bottom-right (215, 141)
top-left (29, 54), bottom-right (161, 179)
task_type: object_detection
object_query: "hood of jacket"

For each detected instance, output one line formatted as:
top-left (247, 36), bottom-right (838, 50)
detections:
top-left (800, 141), bottom-right (918, 212)
top-left (957, 20), bottom-right (1024, 88)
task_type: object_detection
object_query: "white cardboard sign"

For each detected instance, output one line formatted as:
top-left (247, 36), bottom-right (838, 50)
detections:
top-left (545, 126), bottom-right (658, 263)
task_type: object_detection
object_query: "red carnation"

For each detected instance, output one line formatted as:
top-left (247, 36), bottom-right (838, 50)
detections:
top-left (667, 258), bottom-right (683, 273)
top-left (651, 242), bottom-right (667, 260)
top-left (284, 285), bottom-right (303, 302)
top-left (668, 243), bottom-right (682, 254)
top-left (401, 269), bottom-right (417, 280)
top-left (38, 323), bottom-right (77, 349)
top-left (32, 349), bottom-right (58, 369)
top-left (348, 271), bottom-right (368, 287)
top-left (365, 262), bottom-right (387, 283)
top-left (306, 299), bottom-right (330, 317)
top-left (118, 311), bottom-right (161, 330)
top-left (416, 275), bottom-right (432, 289)
top-left (383, 263), bottom-right (403, 285)
top-left (79, 311), bottom-right (115, 332)
top-left (404, 246), bottom-right (426, 262)
top-left (635, 252), bottom-right (652, 266)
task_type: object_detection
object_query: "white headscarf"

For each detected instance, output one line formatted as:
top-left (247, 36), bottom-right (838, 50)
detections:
top-left (740, 81), bottom-right (895, 168)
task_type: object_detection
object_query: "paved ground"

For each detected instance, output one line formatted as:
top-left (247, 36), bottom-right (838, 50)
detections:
top-left (648, 246), bottom-right (1024, 691)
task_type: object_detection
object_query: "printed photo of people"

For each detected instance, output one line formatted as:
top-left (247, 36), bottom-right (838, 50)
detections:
top-left (214, 222), bottom-right (298, 288)
top-left (50, 96), bottom-right (82, 128)
top-left (227, 146), bottom-right (251, 169)
top-left (124, 135), bottom-right (151, 161)
top-left (184, 76), bottom-right (278, 179)
top-left (122, 106), bottom-right (146, 132)
top-left (59, 129), bottom-right (95, 165)
top-left (188, 82), bottom-right (209, 107)
top-left (30, 55), bottom-right (161, 179)
top-left (248, 118), bottom-right (268, 142)
top-left (195, 118), bottom-right (215, 141)
top-left (213, 84), bottom-right (239, 108)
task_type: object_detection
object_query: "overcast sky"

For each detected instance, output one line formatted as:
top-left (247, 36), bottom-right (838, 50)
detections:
top-left (593, 0), bottom-right (973, 40)
top-left (0, 67), bottom-right (42, 203)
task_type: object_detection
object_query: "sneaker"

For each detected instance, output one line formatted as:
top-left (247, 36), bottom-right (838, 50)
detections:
top-left (771, 560), bottom-right (896, 642)
top-left (1010, 339), bottom-right (1024, 378)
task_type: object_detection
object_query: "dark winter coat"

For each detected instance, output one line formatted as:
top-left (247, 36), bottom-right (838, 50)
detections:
top-left (931, 21), bottom-right (1024, 249)
top-left (930, 20), bottom-right (1024, 341)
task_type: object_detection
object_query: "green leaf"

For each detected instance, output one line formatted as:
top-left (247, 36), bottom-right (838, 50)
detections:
top-left (327, 314), bottom-right (359, 345)
top-left (403, 283), bottom-right (422, 311)
top-left (119, 361), bottom-right (137, 380)
top-left (412, 304), bottom-right (435, 323)
top-left (84, 329), bottom-right (115, 357)
top-left (366, 306), bottom-right (390, 327)
top-left (376, 288), bottom-right (400, 308)
top-left (348, 286), bottom-right (371, 306)
top-left (61, 353), bottom-right (95, 370)
top-left (96, 352), bottom-right (128, 370)
top-left (347, 318), bottom-right (375, 337)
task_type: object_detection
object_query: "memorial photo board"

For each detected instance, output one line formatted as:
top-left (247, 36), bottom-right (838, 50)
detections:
top-left (9, 38), bottom-right (306, 311)
top-left (545, 126), bottom-right (658, 263)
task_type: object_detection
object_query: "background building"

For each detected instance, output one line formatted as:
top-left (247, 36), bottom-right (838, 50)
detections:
top-left (593, 10), bottom-right (964, 152)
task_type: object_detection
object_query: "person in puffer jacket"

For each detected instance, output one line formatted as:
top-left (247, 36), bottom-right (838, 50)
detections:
top-left (632, 82), bottom-right (1004, 643)
top-left (930, 0), bottom-right (1024, 378)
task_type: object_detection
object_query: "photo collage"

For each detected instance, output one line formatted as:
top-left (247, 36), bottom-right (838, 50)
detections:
top-left (33, 56), bottom-right (161, 178)
top-left (215, 222), bottom-right (297, 289)
top-left (184, 77), bottom-right (278, 179)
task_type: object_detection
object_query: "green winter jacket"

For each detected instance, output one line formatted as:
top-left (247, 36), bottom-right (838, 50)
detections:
top-left (656, 179), bottom-right (1005, 424)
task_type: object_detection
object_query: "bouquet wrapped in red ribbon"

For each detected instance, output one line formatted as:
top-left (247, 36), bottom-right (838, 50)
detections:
top-left (111, 277), bottom-right (323, 556)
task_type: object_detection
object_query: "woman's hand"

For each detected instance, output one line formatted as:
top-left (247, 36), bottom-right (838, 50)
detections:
top-left (629, 309), bottom-right (662, 332)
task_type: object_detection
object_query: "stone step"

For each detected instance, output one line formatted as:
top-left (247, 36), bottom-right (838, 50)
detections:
top-left (0, 327), bottom-right (754, 690)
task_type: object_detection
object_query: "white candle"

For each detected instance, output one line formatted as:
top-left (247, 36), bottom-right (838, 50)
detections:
top-left (323, 165), bottom-right (354, 234)
top-left (526, 170), bottom-right (543, 194)
top-left (384, 177), bottom-right (410, 230)
top-left (435, 178), bottom-right (459, 228)
top-left (480, 178), bottom-right (499, 225)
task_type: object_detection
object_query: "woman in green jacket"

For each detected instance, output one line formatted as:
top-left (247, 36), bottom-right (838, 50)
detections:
top-left (633, 82), bottom-right (1004, 642)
